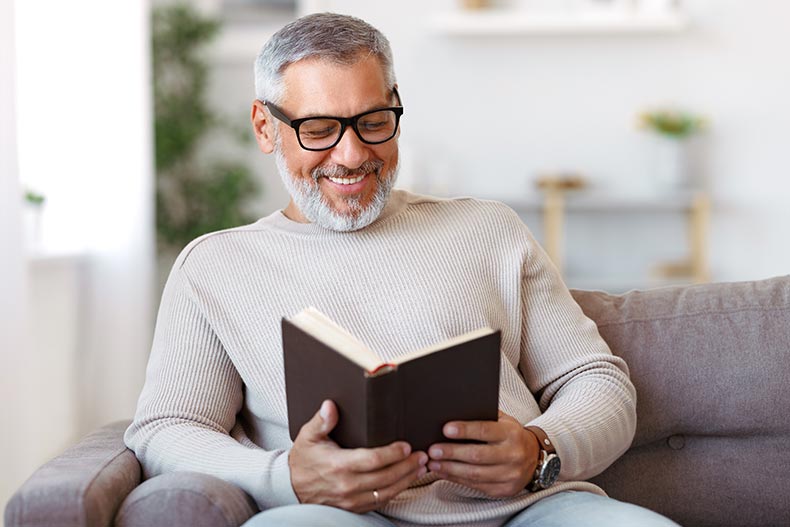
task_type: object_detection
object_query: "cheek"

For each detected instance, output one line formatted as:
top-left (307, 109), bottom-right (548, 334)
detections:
top-left (284, 149), bottom-right (328, 180)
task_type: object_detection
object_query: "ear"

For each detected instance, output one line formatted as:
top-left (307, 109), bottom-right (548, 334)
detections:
top-left (251, 100), bottom-right (276, 154)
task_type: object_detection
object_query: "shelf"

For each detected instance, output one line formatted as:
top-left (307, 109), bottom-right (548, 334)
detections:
top-left (427, 9), bottom-right (689, 36)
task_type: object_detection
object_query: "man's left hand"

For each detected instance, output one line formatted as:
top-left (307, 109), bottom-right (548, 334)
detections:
top-left (427, 411), bottom-right (539, 498)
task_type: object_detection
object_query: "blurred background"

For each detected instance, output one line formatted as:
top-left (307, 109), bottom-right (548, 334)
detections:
top-left (2, 0), bottom-right (789, 516)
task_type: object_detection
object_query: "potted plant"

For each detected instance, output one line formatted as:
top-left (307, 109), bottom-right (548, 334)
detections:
top-left (22, 188), bottom-right (46, 250)
top-left (152, 3), bottom-right (261, 281)
top-left (638, 108), bottom-right (706, 193)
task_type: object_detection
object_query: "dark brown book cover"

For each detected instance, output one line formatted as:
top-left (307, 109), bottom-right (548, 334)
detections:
top-left (282, 316), bottom-right (501, 452)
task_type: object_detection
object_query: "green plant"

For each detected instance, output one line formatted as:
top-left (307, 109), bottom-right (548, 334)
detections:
top-left (23, 189), bottom-right (46, 206)
top-left (153, 3), bottom-right (260, 252)
top-left (639, 109), bottom-right (706, 139)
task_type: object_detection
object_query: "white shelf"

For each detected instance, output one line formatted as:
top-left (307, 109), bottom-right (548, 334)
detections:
top-left (427, 9), bottom-right (689, 36)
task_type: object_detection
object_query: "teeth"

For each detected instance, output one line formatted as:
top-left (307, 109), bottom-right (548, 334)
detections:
top-left (328, 175), bottom-right (365, 185)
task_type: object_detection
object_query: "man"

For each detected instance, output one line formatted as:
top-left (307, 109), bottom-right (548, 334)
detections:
top-left (126, 12), bottom-right (679, 527)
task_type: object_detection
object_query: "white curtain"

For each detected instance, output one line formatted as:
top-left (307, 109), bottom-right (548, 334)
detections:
top-left (2, 0), bottom-right (155, 505)
top-left (1, 0), bottom-right (34, 507)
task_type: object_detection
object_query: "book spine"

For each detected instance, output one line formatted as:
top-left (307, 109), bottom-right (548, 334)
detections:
top-left (365, 371), bottom-right (401, 448)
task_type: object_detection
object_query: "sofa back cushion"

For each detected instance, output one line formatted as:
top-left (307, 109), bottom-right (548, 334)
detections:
top-left (571, 276), bottom-right (790, 527)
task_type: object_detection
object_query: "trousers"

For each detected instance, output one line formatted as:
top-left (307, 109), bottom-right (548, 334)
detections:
top-left (241, 490), bottom-right (681, 527)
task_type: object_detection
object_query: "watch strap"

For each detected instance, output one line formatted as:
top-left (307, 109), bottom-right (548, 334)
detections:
top-left (525, 425), bottom-right (556, 454)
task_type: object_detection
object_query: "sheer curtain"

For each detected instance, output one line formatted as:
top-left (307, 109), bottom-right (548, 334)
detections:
top-left (1, 0), bottom-right (34, 507)
top-left (2, 0), bottom-right (155, 505)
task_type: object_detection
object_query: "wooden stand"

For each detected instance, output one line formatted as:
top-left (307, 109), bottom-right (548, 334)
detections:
top-left (652, 193), bottom-right (710, 284)
top-left (535, 178), bottom-right (711, 286)
top-left (536, 175), bottom-right (587, 275)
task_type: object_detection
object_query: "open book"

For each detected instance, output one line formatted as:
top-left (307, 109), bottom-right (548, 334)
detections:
top-left (282, 307), bottom-right (501, 451)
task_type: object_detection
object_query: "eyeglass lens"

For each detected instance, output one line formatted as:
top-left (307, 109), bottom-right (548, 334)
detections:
top-left (298, 110), bottom-right (398, 150)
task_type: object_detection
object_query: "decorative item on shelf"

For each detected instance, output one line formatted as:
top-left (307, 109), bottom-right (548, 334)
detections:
top-left (460, 0), bottom-right (489, 10)
top-left (638, 107), bottom-right (706, 194)
top-left (535, 173), bottom-right (588, 274)
top-left (22, 188), bottom-right (46, 250)
top-left (638, 0), bottom-right (683, 15)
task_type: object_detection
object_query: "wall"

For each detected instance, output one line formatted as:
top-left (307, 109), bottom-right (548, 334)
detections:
top-left (210, 0), bottom-right (790, 286)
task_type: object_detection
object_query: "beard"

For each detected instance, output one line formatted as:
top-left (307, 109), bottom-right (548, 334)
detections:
top-left (274, 138), bottom-right (399, 232)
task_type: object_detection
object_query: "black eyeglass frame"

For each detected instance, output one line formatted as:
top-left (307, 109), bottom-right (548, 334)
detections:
top-left (263, 88), bottom-right (403, 152)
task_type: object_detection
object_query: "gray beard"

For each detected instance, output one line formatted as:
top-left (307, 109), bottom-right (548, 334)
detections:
top-left (274, 141), bottom-right (398, 232)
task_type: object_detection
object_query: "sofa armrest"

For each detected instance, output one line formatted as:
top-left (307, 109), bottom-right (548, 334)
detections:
top-left (115, 472), bottom-right (258, 527)
top-left (5, 420), bottom-right (141, 527)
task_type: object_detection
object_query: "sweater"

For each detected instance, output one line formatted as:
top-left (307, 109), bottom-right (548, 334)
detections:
top-left (125, 189), bottom-right (637, 527)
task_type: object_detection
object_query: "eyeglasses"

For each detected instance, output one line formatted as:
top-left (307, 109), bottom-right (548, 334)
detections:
top-left (263, 88), bottom-right (403, 152)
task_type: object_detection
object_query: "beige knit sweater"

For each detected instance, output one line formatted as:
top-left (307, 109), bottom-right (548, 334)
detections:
top-left (125, 190), bottom-right (636, 527)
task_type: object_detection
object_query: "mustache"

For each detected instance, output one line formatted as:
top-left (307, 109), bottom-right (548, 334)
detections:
top-left (312, 159), bottom-right (385, 181)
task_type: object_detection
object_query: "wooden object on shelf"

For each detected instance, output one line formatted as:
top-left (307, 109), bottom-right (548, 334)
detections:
top-left (652, 193), bottom-right (710, 284)
top-left (535, 174), bottom-right (588, 274)
top-left (427, 9), bottom-right (689, 36)
top-left (460, 0), bottom-right (489, 10)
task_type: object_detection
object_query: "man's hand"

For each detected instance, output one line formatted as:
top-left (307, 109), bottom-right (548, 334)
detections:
top-left (289, 400), bottom-right (429, 513)
top-left (426, 411), bottom-right (540, 498)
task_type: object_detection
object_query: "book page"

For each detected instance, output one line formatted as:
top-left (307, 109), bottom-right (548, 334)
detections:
top-left (289, 307), bottom-right (385, 373)
top-left (392, 327), bottom-right (496, 366)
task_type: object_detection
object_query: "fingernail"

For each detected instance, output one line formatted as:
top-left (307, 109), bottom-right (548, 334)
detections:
top-left (418, 452), bottom-right (429, 465)
top-left (428, 461), bottom-right (441, 472)
top-left (418, 466), bottom-right (428, 477)
top-left (445, 425), bottom-right (458, 437)
top-left (429, 447), bottom-right (443, 459)
top-left (319, 400), bottom-right (331, 422)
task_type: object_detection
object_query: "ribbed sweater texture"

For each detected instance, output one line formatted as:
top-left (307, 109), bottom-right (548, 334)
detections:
top-left (125, 190), bottom-right (637, 527)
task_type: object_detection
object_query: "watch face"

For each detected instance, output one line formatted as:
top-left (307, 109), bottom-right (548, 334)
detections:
top-left (539, 454), bottom-right (561, 488)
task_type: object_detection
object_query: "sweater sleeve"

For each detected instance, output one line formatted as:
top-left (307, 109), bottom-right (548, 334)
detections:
top-left (123, 262), bottom-right (299, 510)
top-left (517, 229), bottom-right (637, 482)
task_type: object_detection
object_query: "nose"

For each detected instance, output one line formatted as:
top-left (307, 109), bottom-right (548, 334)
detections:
top-left (329, 126), bottom-right (370, 170)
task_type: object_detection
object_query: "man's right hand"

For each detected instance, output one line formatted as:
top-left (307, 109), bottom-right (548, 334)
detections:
top-left (289, 400), bottom-right (429, 513)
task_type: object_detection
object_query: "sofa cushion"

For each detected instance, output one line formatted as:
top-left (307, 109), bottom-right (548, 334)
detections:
top-left (572, 276), bottom-right (790, 527)
top-left (115, 471), bottom-right (258, 527)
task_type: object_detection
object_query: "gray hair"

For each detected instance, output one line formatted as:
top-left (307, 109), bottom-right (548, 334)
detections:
top-left (254, 12), bottom-right (397, 104)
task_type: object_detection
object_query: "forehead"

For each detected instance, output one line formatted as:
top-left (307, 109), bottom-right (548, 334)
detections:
top-left (280, 55), bottom-right (391, 116)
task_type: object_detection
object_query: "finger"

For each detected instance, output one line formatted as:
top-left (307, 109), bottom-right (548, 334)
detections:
top-left (442, 419), bottom-right (507, 443)
top-left (353, 451), bottom-right (428, 491)
top-left (344, 441), bottom-right (413, 473)
top-left (297, 399), bottom-right (338, 442)
top-left (357, 458), bottom-right (428, 513)
top-left (428, 442), bottom-right (502, 465)
top-left (428, 459), bottom-right (515, 485)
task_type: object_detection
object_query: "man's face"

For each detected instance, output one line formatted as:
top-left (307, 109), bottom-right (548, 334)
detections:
top-left (253, 55), bottom-right (400, 231)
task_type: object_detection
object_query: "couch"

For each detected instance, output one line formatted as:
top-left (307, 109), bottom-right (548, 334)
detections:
top-left (6, 276), bottom-right (790, 527)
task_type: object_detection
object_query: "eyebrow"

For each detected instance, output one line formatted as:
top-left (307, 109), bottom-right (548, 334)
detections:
top-left (295, 92), bottom-right (399, 120)
top-left (296, 101), bottom-right (392, 120)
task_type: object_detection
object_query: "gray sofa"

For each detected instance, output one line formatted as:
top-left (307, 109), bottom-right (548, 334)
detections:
top-left (6, 276), bottom-right (790, 527)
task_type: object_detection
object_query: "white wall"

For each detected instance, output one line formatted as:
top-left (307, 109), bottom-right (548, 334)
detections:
top-left (216, 0), bottom-right (789, 285)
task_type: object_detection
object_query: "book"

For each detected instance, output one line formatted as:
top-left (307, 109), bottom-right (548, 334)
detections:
top-left (282, 307), bottom-right (501, 452)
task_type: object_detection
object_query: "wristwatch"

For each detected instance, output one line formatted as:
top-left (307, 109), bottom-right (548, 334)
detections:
top-left (525, 426), bottom-right (561, 491)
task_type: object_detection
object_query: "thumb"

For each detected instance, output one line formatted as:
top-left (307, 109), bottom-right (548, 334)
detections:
top-left (301, 399), bottom-right (338, 441)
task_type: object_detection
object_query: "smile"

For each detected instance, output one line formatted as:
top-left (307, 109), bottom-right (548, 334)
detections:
top-left (327, 175), bottom-right (366, 185)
